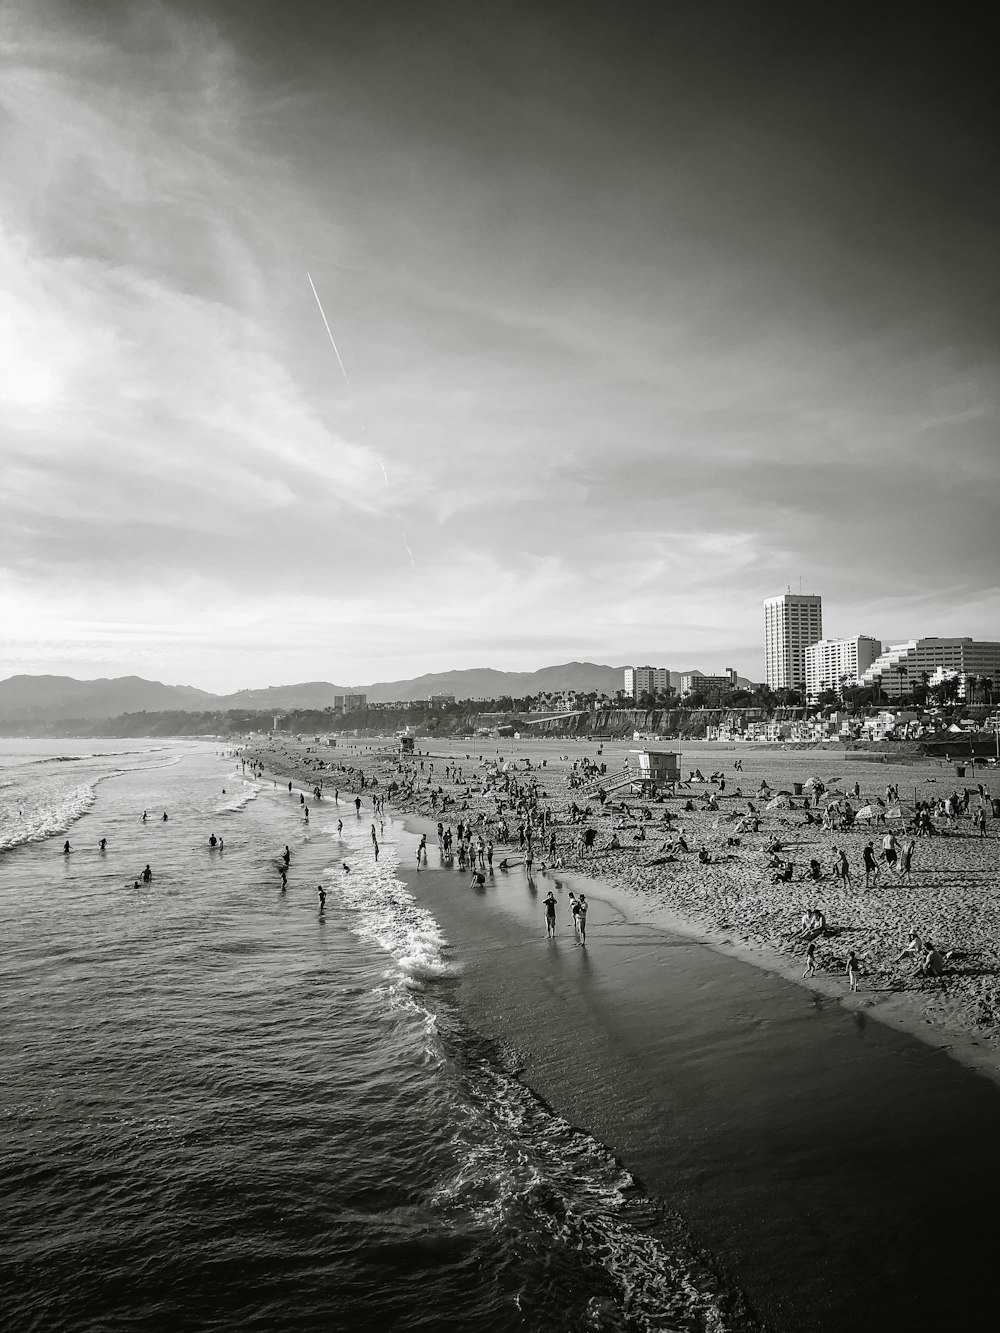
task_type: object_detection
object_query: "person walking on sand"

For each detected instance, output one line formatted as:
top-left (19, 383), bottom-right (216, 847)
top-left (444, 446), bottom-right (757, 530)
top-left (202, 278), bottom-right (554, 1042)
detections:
top-left (416, 833), bottom-right (427, 866)
top-left (899, 838), bottom-right (915, 883)
top-left (846, 951), bottom-right (860, 992)
top-left (577, 893), bottom-right (588, 944)
top-left (543, 891), bottom-right (557, 938)
top-left (882, 830), bottom-right (899, 872)
top-left (803, 940), bottom-right (817, 979)
top-left (862, 842), bottom-right (880, 887)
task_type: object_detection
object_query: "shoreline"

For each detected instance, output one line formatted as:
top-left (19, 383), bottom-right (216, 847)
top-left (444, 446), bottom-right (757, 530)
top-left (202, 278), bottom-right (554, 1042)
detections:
top-left (244, 734), bottom-right (1000, 1090)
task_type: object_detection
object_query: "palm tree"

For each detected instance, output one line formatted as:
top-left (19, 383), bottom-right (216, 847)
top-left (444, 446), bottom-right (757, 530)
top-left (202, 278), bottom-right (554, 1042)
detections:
top-left (895, 664), bottom-right (908, 701)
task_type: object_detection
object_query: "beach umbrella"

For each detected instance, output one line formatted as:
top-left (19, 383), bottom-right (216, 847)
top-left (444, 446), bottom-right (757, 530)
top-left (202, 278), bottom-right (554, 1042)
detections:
top-left (855, 804), bottom-right (875, 820)
top-left (887, 804), bottom-right (915, 820)
top-left (766, 794), bottom-right (792, 810)
top-left (803, 776), bottom-right (824, 789)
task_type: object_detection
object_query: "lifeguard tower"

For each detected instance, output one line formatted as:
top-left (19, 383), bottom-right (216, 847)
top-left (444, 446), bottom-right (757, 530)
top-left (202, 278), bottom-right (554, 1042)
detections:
top-left (398, 734), bottom-right (415, 756)
top-left (629, 748), bottom-right (681, 795)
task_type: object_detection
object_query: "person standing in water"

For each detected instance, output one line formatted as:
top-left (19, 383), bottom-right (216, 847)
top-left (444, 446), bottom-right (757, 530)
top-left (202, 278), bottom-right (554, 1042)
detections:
top-left (283, 846), bottom-right (291, 865)
top-left (141, 864), bottom-right (152, 883)
top-left (99, 838), bottom-right (107, 851)
top-left (337, 819), bottom-right (343, 836)
top-left (543, 891), bottom-right (557, 938)
top-left (576, 893), bottom-right (588, 944)
top-left (317, 885), bottom-right (326, 910)
top-left (63, 841), bottom-right (70, 855)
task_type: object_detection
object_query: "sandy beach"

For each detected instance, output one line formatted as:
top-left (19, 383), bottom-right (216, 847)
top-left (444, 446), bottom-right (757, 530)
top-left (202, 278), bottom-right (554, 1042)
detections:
top-left (248, 732), bottom-right (1000, 1086)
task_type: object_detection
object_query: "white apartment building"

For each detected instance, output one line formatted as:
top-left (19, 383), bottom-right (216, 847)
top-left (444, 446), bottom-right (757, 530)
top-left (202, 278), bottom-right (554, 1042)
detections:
top-left (857, 638), bottom-right (1000, 698)
top-left (623, 665), bottom-right (671, 699)
top-left (804, 636), bottom-right (882, 701)
top-left (763, 593), bottom-right (822, 690)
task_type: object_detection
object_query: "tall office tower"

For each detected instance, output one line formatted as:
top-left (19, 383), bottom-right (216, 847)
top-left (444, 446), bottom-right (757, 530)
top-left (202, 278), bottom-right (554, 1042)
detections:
top-left (763, 593), bottom-right (822, 690)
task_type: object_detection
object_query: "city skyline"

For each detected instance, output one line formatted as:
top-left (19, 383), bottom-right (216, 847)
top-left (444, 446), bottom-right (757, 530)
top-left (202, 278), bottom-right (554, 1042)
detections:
top-left (2, 2), bottom-right (998, 693)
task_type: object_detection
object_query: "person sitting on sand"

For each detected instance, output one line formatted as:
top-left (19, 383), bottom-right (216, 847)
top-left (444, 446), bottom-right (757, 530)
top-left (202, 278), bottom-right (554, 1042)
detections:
top-left (805, 858), bottom-right (822, 881)
top-left (771, 860), bottom-right (794, 883)
top-left (697, 847), bottom-right (712, 865)
top-left (917, 941), bottom-right (946, 978)
top-left (894, 930), bottom-right (924, 963)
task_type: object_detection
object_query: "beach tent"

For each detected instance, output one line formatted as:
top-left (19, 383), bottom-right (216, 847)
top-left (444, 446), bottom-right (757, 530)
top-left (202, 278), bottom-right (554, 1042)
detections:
top-left (766, 794), bottom-right (792, 810)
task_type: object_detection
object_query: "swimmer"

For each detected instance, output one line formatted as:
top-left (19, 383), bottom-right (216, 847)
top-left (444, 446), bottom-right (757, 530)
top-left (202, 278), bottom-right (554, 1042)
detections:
top-left (99, 838), bottom-right (107, 851)
top-left (162, 812), bottom-right (168, 821)
top-left (142, 810), bottom-right (147, 822)
top-left (218, 838), bottom-right (224, 851)
top-left (63, 840), bottom-right (70, 855)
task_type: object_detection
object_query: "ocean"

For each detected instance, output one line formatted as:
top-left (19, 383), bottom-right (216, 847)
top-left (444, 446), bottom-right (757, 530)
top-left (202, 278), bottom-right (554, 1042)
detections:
top-left (0, 739), bottom-right (745, 1333)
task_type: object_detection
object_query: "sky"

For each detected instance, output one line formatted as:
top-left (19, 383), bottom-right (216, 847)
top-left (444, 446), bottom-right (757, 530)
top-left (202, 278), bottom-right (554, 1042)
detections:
top-left (1, 0), bottom-right (998, 691)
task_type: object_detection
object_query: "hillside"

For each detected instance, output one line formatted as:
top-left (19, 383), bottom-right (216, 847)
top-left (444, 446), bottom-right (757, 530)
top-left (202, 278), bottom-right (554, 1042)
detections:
top-left (0, 661), bottom-right (753, 725)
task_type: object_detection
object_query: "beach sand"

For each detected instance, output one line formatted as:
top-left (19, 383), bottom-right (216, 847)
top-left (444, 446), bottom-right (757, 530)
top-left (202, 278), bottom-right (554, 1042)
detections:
top-left (245, 735), bottom-right (1000, 1326)
top-left (251, 733), bottom-right (1000, 1085)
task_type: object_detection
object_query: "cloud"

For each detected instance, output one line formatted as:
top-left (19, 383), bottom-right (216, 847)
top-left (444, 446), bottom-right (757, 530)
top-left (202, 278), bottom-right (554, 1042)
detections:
top-left (1, 2), bottom-right (998, 689)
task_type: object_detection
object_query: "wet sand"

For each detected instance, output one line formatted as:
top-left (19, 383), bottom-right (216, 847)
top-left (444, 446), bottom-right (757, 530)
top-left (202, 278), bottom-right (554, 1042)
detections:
top-left (397, 833), bottom-right (1000, 1330)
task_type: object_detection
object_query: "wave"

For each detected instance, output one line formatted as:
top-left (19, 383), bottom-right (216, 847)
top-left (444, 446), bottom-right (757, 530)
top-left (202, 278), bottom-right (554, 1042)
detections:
top-left (216, 781), bottom-right (260, 813)
top-left (429, 1035), bottom-right (741, 1332)
top-left (0, 778), bottom-right (104, 852)
top-left (325, 851), bottom-right (454, 986)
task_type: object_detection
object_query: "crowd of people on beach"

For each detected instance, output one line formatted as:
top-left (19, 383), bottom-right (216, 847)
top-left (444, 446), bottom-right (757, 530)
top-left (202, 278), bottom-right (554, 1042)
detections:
top-left (240, 735), bottom-right (999, 1010)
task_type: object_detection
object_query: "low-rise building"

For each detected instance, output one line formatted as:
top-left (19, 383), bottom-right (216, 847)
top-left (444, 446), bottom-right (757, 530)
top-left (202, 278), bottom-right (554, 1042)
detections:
top-left (679, 668), bottom-right (737, 696)
top-left (857, 638), bottom-right (1000, 699)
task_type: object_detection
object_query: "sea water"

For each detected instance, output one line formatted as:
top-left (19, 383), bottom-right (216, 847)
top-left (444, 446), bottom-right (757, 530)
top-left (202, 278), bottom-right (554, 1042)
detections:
top-left (0, 740), bottom-right (745, 1332)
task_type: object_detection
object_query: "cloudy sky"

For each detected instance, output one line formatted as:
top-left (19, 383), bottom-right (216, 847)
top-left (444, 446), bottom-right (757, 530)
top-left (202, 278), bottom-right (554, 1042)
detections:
top-left (2, 1), bottom-right (997, 691)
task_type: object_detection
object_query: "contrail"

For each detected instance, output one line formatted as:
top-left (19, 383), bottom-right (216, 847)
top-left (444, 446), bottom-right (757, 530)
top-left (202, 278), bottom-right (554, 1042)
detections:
top-left (307, 272), bottom-right (350, 385)
top-left (307, 274), bottom-right (414, 566)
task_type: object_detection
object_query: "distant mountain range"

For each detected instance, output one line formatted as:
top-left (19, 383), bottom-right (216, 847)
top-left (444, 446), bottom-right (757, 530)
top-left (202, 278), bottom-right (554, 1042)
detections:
top-left (0, 664), bottom-right (753, 723)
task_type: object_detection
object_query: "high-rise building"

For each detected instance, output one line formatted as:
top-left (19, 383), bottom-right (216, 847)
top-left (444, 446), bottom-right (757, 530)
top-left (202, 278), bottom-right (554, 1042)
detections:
top-left (805, 636), bottom-right (881, 701)
top-left (763, 593), bottom-right (822, 691)
top-left (623, 665), bottom-right (671, 699)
